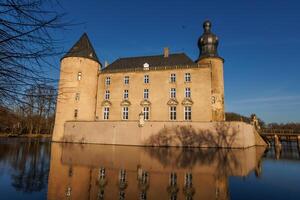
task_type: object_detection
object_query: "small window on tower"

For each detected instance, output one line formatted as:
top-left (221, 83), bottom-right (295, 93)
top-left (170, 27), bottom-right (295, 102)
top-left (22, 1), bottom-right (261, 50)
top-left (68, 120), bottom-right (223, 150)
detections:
top-left (77, 72), bottom-right (82, 81)
top-left (74, 109), bottom-right (78, 119)
top-left (105, 77), bottom-right (111, 85)
top-left (75, 93), bottom-right (80, 101)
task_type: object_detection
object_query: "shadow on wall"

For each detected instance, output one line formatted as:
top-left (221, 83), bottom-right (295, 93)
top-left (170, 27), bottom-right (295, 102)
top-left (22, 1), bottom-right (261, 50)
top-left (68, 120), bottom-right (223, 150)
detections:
top-left (145, 123), bottom-right (238, 147)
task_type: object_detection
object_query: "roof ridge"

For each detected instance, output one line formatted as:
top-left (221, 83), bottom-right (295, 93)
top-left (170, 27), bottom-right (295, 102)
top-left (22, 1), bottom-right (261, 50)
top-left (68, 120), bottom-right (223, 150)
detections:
top-left (116, 52), bottom-right (186, 60)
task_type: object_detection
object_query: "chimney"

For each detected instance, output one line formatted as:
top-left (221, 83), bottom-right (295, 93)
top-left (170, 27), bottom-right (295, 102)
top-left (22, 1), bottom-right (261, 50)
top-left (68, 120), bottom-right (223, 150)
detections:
top-left (104, 61), bottom-right (109, 67)
top-left (164, 47), bottom-right (169, 58)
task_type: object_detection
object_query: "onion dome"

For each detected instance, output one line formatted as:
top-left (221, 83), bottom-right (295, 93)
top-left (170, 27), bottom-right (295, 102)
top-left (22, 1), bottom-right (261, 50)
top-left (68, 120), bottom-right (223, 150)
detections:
top-left (198, 20), bottom-right (222, 60)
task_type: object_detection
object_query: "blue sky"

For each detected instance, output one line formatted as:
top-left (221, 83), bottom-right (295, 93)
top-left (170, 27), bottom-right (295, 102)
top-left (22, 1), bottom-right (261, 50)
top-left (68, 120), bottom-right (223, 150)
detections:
top-left (53, 0), bottom-right (300, 123)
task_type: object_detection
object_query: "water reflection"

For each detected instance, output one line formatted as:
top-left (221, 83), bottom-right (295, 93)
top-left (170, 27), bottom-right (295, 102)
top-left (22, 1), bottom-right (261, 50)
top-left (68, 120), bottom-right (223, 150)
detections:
top-left (0, 138), bottom-right (50, 193)
top-left (47, 144), bottom-right (266, 200)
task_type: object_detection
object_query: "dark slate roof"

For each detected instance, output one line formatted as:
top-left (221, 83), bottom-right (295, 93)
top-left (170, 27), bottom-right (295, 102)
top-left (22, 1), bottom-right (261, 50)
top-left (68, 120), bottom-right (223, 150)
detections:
top-left (102, 53), bottom-right (195, 71)
top-left (62, 33), bottom-right (100, 64)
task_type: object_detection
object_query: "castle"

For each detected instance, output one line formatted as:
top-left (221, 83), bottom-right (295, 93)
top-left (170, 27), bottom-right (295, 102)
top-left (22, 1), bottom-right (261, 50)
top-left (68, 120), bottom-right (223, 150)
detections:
top-left (52, 21), bottom-right (265, 148)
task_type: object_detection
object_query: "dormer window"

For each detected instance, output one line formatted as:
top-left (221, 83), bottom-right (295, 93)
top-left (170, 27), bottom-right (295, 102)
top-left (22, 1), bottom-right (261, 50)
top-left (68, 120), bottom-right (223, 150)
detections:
top-left (143, 63), bottom-right (149, 71)
top-left (77, 72), bottom-right (82, 81)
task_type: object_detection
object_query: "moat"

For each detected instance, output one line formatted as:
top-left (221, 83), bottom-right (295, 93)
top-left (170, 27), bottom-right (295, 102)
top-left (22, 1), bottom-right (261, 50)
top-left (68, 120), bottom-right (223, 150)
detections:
top-left (0, 138), bottom-right (299, 200)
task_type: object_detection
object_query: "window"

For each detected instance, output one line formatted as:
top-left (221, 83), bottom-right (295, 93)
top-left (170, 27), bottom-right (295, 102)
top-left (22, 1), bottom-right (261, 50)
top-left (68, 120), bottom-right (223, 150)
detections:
top-left (170, 73), bottom-right (176, 83)
top-left (144, 89), bottom-right (149, 99)
top-left (185, 88), bottom-right (191, 98)
top-left (185, 73), bottom-right (191, 82)
top-left (75, 93), bottom-right (80, 101)
top-left (105, 77), bottom-right (111, 85)
top-left (124, 76), bottom-right (129, 84)
top-left (103, 107), bottom-right (109, 120)
top-left (184, 106), bottom-right (192, 121)
top-left (170, 106), bottom-right (176, 120)
top-left (123, 90), bottom-right (129, 99)
top-left (77, 72), bottom-right (82, 81)
top-left (143, 107), bottom-right (150, 120)
top-left (74, 109), bottom-right (78, 118)
top-left (105, 90), bottom-right (110, 100)
top-left (144, 75), bottom-right (149, 83)
top-left (170, 88), bottom-right (176, 99)
top-left (122, 107), bottom-right (129, 120)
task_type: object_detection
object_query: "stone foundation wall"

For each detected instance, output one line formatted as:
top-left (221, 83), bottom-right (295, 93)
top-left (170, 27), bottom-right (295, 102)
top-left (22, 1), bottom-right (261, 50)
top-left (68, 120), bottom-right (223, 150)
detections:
top-left (56, 121), bottom-right (265, 148)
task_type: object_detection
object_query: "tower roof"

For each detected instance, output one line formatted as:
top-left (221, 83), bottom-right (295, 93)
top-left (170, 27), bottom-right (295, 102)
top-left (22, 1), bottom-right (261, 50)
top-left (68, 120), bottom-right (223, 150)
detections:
top-left (62, 33), bottom-right (100, 64)
top-left (197, 20), bottom-right (223, 61)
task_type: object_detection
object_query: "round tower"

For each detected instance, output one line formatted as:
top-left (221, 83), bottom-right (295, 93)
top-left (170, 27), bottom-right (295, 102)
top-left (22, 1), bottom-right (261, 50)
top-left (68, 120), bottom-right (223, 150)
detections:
top-left (197, 21), bottom-right (225, 121)
top-left (52, 33), bottom-right (101, 141)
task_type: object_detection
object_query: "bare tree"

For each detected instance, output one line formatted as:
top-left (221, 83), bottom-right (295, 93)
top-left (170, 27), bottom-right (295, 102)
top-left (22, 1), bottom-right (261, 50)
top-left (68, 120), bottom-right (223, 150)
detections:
top-left (21, 84), bottom-right (56, 135)
top-left (0, 0), bottom-right (68, 106)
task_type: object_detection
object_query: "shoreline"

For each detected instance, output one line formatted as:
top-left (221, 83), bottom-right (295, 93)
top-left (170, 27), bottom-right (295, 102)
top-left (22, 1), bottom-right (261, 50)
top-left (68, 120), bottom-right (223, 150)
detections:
top-left (0, 134), bottom-right (52, 138)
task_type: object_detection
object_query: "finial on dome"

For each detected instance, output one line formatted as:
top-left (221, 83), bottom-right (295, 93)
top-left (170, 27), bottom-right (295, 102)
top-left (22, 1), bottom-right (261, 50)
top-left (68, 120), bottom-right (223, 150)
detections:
top-left (203, 20), bottom-right (212, 32)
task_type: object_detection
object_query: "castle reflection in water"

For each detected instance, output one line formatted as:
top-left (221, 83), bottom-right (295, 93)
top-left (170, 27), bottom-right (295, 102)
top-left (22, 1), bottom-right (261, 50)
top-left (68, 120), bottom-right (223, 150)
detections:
top-left (47, 144), bottom-right (266, 200)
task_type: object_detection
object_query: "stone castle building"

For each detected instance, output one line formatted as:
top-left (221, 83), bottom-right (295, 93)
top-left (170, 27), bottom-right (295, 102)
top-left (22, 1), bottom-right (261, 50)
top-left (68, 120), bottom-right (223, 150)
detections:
top-left (52, 21), bottom-right (251, 147)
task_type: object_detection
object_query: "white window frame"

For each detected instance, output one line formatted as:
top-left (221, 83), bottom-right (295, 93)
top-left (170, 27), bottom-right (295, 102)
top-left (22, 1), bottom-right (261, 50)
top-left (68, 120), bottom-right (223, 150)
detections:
top-left (143, 107), bottom-right (150, 120)
top-left (144, 75), bottom-right (149, 84)
top-left (169, 106), bottom-right (176, 120)
top-left (185, 88), bottom-right (191, 98)
top-left (170, 73), bottom-right (176, 83)
top-left (124, 76), bottom-right (129, 84)
top-left (105, 90), bottom-right (110, 100)
top-left (77, 72), bottom-right (82, 81)
top-left (184, 106), bottom-right (192, 121)
top-left (103, 107), bottom-right (109, 120)
top-left (170, 88), bottom-right (176, 99)
top-left (105, 77), bottom-right (111, 85)
top-left (123, 89), bottom-right (129, 99)
top-left (144, 89), bottom-right (149, 99)
top-left (185, 73), bottom-right (191, 82)
top-left (122, 107), bottom-right (129, 120)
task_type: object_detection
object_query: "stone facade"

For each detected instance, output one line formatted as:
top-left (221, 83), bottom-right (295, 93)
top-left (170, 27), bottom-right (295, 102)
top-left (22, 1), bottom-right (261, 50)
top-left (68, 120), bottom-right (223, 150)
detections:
top-left (96, 64), bottom-right (213, 122)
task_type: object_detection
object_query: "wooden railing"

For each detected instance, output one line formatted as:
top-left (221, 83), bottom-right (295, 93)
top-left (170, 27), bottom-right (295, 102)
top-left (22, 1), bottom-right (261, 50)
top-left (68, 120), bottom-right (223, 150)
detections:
top-left (261, 129), bottom-right (300, 135)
